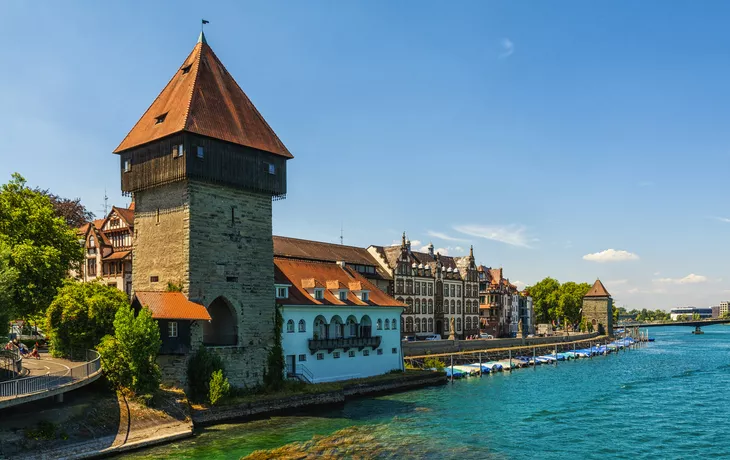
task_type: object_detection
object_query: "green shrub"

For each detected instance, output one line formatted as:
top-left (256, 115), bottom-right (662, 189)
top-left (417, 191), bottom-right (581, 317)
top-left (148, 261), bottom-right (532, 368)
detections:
top-left (97, 305), bottom-right (161, 398)
top-left (187, 346), bottom-right (225, 403)
top-left (422, 357), bottom-right (446, 371)
top-left (263, 307), bottom-right (285, 391)
top-left (209, 369), bottom-right (230, 405)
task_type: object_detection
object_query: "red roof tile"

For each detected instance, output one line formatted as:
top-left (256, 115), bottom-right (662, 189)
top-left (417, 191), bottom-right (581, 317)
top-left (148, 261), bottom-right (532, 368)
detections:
top-left (134, 291), bottom-right (212, 321)
top-left (114, 206), bottom-right (134, 227)
top-left (275, 258), bottom-right (403, 308)
top-left (584, 279), bottom-right (611, 298)
top-left (114, 38), bottom-right (292, 159)
top-left (104, 250), bottom-right (131, 261)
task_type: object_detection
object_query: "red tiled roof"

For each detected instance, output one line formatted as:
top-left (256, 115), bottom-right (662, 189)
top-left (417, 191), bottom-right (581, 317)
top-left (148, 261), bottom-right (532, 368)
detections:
top-left (104, 250), bottom-right (131, 261)
top-left (275, 258), bottom-right (404, 308)
top-left (113, 37), bottom-right (292, 159)
top-left (134, 292), bottom-right (212, 321)
top-left (584, 279), bottom-right (611, 298)
top-left (114, 207), bottom-right (134, 227)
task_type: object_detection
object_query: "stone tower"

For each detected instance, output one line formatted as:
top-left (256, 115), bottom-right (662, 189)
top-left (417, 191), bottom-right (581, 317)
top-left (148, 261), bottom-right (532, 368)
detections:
top-left (113, 32), bottom-right (293, 387)
top-left (582, 279), bottom-right (613, 336)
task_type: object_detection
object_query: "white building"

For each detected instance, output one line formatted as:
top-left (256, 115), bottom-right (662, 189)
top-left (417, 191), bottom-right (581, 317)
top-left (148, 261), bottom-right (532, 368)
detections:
top-left (719, 301), bottom-right (730, 317)
top-left (275, 257), bottom-right (404, 383)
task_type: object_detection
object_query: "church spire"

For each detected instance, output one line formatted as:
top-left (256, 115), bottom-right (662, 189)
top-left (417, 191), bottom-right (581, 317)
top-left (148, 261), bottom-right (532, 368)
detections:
top-left (198, 30), bottom-right (207, 44)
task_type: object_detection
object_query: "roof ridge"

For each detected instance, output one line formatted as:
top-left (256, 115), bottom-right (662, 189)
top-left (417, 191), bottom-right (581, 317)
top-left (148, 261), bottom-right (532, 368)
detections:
top-left (181, 42), bottom-right (205, 135)
top-left (273, 235), bottom-right (369, 251)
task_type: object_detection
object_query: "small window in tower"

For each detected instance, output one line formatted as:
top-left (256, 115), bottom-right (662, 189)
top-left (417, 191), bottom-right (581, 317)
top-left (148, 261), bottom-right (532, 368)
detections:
top-left (231, 207), bottom-right (235, 225)
top-left (150, 276), bottom-right (159, 283)
top-left (155, 113), bottom-right (168, 124)
top-left (123, 160), bottom-right (131, 173)
top-left (196, 146), bottom-right (204, 158)
top-left (266, 163), bottom-right (276, 175)
top-left (226, 276), bottom-right (239, 283)
top-left (172, 144), bottom-right (183, 158)
top-left (181, 64), bottom-right (192, 74)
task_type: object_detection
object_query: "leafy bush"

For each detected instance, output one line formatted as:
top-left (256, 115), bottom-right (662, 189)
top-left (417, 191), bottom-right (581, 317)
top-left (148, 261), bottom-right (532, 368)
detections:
top-left (263, 307), bottom-right (285, 391)
top-left (97, 305), bottom-right (161, 398)
top-left (46, 281), bottom-right (128, 358)
top-left (209, 369), bottom-right (230, 405)
top-left (186, 346), bottom-right (225, 403)
top-left (422, 357), bottom-right (446, 370)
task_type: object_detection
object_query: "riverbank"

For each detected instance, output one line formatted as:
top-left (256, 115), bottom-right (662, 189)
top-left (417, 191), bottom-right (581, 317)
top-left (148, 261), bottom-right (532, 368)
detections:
top-left (192, 369), bottom-right (446, 426)
top-left (403, 332), bottom-right (600, 356)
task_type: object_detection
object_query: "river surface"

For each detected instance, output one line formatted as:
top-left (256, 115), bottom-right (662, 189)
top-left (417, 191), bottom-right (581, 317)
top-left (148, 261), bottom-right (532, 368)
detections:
top-left (126, 326), bottom-right (730, 459)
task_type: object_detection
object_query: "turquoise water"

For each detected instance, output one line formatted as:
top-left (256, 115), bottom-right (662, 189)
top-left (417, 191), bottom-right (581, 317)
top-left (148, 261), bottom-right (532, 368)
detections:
top-left (127, 326), bottom-right (730, 459)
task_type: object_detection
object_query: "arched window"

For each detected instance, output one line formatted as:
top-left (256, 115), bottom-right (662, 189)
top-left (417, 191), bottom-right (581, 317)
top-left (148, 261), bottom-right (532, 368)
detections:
top-left (428, 318), bottom-right (434, 332)
top-left (421, 318), bottom-right (427, 332)
top-left (406, 279), bottom-right (413, 294)
top-left (445, 320), bottom-right (450, 332)
top-left (415, 319), bottom-right (421, 333)
top-left (360, 315), bottom-right (372, 337)
top-left (346, 315), bottom-right (358, 338)
top-left (314, 315), bottom-right (328, 339)
top-left (384, 319), bottom-right (390, 330)
top-left (298, 319), bottom-right (306, 332)
top-left (203, 297), bottom-right (238, 346)
top-left (428, 299), bottom-right (433, 314)
top-left (331, 315), bottom-right (344, 338)
top-left (393, 318), bottom-right (398, 331)
top-left (406, 298), bottom-right (413, 314)
top-left (457, 300), bottom-right (461, 314)
top-left (415, 298), bottom-right (421, 314)
top-left (405, 317), bottom-right (413, 332)
top-left (465, 317), bottom-right (471, 331)
top-left (457, 317), bottom-right (462, 331)
top-left (286, 319), bottom-right (294, 333)
top-left (401, 318), bottom-right (405, 331)
top-left (451, 300), bottom-right (455, 314)
top-left (377, 319), bottom-right (383, 330)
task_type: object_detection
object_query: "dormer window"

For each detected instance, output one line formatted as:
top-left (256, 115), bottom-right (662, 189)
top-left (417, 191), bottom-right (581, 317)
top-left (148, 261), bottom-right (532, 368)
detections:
top-left (275, 285), bottom-right (289, 299)
top-left (339, 291), bottom-right (348, 301)
top-left (155, 113), bottom-right (168, 124)
top-left (313, 288), bottom-right (324, 300)
top-left (361, 291), bottom-right (369, 302)
top-left (181, 64), bottom-right (192, 74)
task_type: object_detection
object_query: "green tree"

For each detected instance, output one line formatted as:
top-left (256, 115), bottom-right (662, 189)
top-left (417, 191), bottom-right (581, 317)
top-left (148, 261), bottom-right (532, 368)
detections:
top-left (526, 277), bottom-right (560, 323)
top-left (0, 242), bottom-right (19, 335)
top-left (557, 282), bottom-right (591, 324)
top-left (263, 307), bottom-right (285, 391)
top-left (45, 281), bottom-right (127, 358)
top-left (33, 187), bottom-right (94, 228)
top-left (0, 174), bottom-right (83, 321)
top-left (186, 346), bottom-right (225, 403)
top-left (97, 305), bottom-right (161, 397)
top-left (209, 369), bottom-right (230, 405)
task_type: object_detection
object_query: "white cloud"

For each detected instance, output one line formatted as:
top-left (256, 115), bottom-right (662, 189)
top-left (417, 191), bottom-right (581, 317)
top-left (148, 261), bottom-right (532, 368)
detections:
top-left (654, 274), bottom-right (708, 285)
top-left (453, 224), bottom-right (531, 248)
top-left (513, 280), bottom-right (526, 289)
top-left (713, 217), bottom-right (730, 223)
top-left (499, 38), bottom-right (514, 58)
top-left (607, 279), bottom-right (628, 286)
top-left (418, 245), bottom-right (430, 253)
top-left (455, 246), bottom-right (464, 253)
top-left (582, 249), bottom-right (639, 263)
top-left (434, 247), bottom-right (449, 256)
top-left (410, 240), bottom-right (422, 247)
top-left (426, 231), bottom-right (468, 242)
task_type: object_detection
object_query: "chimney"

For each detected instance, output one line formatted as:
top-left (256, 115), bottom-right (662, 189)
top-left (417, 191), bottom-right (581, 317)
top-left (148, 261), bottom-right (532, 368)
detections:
top-left (337, 260), bottom-right (346, 268)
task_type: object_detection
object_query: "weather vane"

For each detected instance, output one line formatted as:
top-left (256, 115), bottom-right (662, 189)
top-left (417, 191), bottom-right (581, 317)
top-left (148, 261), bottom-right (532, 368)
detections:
top-left (201, 19), bottom-right (209, 33)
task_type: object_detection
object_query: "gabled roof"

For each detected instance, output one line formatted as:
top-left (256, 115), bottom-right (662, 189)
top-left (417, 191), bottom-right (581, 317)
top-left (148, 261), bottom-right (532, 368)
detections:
top-left (133, 291), bottom-right (212, 321)
top-left (103, 250), bottom-right (131, 261)
top-left (584, 279), bottom-right (611, 298)
top-left (273, 235), bottom-right (391, 280)
top-left (113, 207), bottom-right (135, 227)
top-left (372, 245), bottom-right (459, 272)
top-left (114, 34), bottom-right (292, 159)
top-left (275, 258), bottom-right (403, 308)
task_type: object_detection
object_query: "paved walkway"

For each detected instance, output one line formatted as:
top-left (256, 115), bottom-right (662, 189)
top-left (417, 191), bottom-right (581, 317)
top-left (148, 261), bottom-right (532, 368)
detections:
top-left (21, 352), bottom-right (78, 377)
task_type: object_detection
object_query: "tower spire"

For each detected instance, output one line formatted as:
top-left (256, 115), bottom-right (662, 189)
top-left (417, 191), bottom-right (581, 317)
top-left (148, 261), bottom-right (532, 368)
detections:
top-left (199, 19), bottom-right (209, 44)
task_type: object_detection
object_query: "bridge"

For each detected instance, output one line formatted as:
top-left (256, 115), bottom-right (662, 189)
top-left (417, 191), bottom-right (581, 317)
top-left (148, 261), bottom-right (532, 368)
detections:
top-left (0, 350), bottom-right (102, 410)
top-left (617, 318), bottom-right (730, 334)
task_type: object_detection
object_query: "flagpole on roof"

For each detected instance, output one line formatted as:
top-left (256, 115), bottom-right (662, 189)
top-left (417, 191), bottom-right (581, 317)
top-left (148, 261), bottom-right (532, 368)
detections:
top-left (199, 19), bottom-right (209, 44)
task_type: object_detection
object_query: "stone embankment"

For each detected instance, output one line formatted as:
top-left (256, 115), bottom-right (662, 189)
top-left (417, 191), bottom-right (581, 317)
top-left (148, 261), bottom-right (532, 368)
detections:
top-left (403, 332), bottom-right (600, 357)
top-left (193, 371), bottom-right (446, 426)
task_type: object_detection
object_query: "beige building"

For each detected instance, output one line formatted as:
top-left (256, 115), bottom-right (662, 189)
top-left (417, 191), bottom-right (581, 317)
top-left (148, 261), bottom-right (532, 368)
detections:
top-left (76, 205), bottom-right (134, 296)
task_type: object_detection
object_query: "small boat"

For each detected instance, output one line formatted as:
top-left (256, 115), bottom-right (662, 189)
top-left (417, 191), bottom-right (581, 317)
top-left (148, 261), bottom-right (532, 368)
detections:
top-left (484, 361), bottom-right (504, 372)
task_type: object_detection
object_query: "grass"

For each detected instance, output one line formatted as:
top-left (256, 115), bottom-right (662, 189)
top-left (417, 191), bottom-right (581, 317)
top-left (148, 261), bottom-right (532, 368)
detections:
top-left (210, 369), bottom-right (441, 408)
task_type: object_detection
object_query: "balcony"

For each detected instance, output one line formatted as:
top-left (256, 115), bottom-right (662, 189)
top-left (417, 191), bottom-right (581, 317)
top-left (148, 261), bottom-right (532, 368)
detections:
top-left (308, 336), bottom-right (382, 354)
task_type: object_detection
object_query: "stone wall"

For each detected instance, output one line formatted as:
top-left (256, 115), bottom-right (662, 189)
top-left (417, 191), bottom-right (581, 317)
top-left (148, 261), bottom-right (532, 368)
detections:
top-left (187, 181), bottom-right (275, 388)
top-left (132, 181), bottom-right (190, 292)
top-left (582, 297), bottom-right (613, 335)
top-left (402, 332), bottom-right (600, 356)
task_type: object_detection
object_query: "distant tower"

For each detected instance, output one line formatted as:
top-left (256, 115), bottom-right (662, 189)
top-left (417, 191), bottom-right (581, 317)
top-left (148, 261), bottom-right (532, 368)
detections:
top-left (582, 279), bottom-right (613, 336)
top-left (113, 31), bottom-right (293, 387)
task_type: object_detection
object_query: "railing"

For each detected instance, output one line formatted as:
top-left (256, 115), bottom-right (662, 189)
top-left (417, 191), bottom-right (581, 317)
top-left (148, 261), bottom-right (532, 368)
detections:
top-left (286, 363), bottom-right (314, 384)
top-left (0, 350), bottom-right (101, 400)
top-left (0, 349), bottom-right (22, 380)
top-left (308, 336), bottom-right (382, 354)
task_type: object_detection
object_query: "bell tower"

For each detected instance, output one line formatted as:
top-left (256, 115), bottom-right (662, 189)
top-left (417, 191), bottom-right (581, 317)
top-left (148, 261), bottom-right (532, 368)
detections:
top-left (113, 32), bottom-right (293, 387)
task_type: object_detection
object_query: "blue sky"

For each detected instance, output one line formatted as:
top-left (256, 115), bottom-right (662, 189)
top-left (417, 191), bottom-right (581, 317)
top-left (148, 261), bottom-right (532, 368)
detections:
top-left (2, 1), bottom-right (730, 310)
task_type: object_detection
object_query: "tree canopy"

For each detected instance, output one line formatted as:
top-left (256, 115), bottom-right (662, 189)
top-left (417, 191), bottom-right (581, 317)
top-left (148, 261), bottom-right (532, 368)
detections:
top-left (45, 281), bottom-right (128, 357)
top-left (34, 187), bottom-right (94, 229)
top-left (0, 174), bottom-right (83, 321)
top-left (98, 305), bottom-right (161, 397)
top-left (526, 278), bottom-right (592, 325)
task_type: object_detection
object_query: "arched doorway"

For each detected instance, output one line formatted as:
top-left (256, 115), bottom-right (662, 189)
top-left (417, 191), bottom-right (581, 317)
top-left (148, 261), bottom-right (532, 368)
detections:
top-left (203, 297), bottom-right (238, 346)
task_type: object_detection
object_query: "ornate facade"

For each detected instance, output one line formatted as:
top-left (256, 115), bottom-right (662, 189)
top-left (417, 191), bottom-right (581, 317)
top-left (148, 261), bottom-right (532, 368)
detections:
top-left (478, 266), bottom-right (533, 338)
top-left (368, 234), bottom-right (480, 339)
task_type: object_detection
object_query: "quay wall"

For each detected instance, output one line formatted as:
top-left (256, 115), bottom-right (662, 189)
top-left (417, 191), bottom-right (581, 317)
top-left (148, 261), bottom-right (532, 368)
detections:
top-left (192, 372), bottom-right (446, 426)
top-left (403, 333), bottom-right (600, 357)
